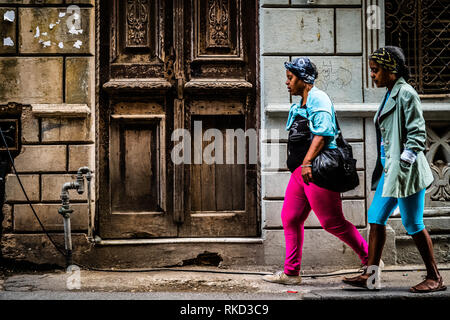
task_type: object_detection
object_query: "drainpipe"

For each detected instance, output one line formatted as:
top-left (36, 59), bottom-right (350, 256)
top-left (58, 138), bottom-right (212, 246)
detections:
top-left (58, 167), bottom-right (93, 268)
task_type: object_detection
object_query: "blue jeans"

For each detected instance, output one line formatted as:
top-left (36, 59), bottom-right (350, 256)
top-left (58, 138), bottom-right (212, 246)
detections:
top-left (368, 156), bottom-right (426, 235)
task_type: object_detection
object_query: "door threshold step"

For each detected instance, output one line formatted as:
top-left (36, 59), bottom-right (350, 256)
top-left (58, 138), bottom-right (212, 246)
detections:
top-left (95, 237), bottom-right (264, 246)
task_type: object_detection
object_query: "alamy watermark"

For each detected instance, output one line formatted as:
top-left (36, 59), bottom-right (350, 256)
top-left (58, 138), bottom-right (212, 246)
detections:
top-left (66, 5), bottom-right (81, 32)
top-left (366, 5), bottom-right (381, 30)
top-left (171, 121), bottom-right (283, 167)
top-left (66, 264), bottom-right (81, 290)
top-left (366, 265), bottom-right (381, 290)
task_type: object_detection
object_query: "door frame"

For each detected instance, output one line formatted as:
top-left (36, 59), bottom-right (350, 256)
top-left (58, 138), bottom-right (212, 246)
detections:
top-left (95, 0), bottom-right (261, 239)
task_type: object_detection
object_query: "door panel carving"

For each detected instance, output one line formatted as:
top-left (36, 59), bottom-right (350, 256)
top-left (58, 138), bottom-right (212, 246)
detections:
top-left (194, 0), bottom-right (242, 59)
top-left (110, 0), bottom-right (166, 78)
top-left (207, 0), bottom-right (231, 48)
top-left (126, 0), bottom-right (151, 48)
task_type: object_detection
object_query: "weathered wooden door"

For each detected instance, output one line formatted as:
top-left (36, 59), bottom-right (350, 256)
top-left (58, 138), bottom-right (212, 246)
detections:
top-left (98, 0), bottom-right (258, 239)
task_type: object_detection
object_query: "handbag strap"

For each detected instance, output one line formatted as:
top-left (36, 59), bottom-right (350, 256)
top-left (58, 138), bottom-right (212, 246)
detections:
top-left (329, 103), bottom-right (341, 131)
top-left (330, 105), bottom-right (346, 145)
top-left (303, 103), bottom-right (345, 144)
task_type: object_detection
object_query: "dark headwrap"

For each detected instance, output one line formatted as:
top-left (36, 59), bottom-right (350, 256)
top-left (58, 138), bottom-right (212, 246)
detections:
top-left (371, 47), bottom-right (399, 74)
top-left (284, 57), bottom-right (317, 84)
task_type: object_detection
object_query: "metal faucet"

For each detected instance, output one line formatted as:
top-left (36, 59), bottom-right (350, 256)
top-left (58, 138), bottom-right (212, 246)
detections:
top-left (58, 167), bottom-right (93, 267)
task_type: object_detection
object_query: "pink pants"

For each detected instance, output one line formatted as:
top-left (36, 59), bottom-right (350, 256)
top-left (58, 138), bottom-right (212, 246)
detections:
top-left (281, 168), bottom-right (369, 275)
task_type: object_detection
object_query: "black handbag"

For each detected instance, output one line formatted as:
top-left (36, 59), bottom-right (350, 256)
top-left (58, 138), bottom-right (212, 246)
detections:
top-left (311, 115), bottom-right (360, 193)
top-left (286, 111), bottom-right (313, 173)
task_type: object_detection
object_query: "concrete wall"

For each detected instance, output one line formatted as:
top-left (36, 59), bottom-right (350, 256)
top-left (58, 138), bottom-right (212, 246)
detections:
top-left (259, 0), bottom-right (450, 269)
top-left (1, 0), bottom-right (448, 269)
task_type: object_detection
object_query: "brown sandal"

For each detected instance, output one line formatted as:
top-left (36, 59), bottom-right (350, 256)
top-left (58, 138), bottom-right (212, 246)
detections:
top-left (342, 274), bottom-right (369, 289)
top-left (409, 276), bottom-right (447, 293)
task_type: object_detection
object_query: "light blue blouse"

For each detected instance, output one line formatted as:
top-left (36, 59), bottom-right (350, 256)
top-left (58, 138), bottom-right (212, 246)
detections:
top-left (286, 86), bottom-right (338, 149)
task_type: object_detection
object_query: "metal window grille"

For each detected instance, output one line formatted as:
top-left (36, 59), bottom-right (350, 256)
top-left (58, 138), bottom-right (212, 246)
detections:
top-left (385, 0), bottom-right (450, 94)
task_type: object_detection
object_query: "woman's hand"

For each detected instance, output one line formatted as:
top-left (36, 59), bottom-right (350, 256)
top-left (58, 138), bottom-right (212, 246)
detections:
top-left (301, 135), bottom-right (325, 185)
top-left (301, 165), bottom-right (313, 185)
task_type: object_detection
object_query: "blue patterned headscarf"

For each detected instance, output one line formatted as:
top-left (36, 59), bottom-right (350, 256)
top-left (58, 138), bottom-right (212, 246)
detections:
top-left (284, 57), bottom-right (316, 84)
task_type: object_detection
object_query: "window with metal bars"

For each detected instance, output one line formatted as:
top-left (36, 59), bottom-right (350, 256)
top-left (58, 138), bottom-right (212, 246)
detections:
top-left (385, 0), bottom-right (449, 95)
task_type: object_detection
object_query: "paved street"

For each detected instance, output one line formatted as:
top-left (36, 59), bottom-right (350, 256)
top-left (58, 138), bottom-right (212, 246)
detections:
top-left (1, 263), bottom-right (448, 319)
top-left (1, 264), bottom-right (449, 300)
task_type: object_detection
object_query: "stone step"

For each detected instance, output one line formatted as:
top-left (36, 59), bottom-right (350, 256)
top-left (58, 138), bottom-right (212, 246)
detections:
top-left (395, 234), bottom-right (450, 265)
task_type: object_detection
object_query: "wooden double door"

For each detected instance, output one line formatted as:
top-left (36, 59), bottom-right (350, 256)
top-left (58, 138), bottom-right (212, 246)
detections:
top-left (98, 0), bottom-right (259, 238)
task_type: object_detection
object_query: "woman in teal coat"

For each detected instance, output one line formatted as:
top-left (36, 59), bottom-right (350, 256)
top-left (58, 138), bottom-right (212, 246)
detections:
top-left (343, 46), bottom-right (446, 293)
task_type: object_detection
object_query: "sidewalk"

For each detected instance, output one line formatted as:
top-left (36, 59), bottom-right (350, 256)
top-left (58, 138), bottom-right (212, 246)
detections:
top-left (1, 263), bottom-right (450, 300)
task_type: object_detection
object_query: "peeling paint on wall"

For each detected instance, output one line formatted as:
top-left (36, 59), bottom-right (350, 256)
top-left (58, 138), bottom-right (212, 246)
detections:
top-left (3, 37), bottom-right (14, 46)
top-left (34, 26), bottom-right (40, 38)
top-left (3, 10), bottom-right (15, 22)
top-left (68, 26), bottom-right (83, 35)
top-left (73, 40), bottom-right (82, 49)
top-left (30, 6), bottom-right (85, 51)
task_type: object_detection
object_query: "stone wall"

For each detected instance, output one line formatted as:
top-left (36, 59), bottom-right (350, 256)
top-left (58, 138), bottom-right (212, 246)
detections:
top-left (259, 0), bottom-right (450, 268)
top-left (0, 1), bottom-right (95, 241)
top-left (0, 0), bottom-right (448, 269)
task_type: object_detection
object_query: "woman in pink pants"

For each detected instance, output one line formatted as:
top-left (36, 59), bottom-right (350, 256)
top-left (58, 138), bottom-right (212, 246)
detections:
top-left (263, 57), bottom-right (369, 285)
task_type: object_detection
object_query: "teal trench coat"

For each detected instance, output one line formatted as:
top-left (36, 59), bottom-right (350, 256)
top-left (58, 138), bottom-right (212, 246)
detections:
top-left (371, 77), bottom-right (434, 198)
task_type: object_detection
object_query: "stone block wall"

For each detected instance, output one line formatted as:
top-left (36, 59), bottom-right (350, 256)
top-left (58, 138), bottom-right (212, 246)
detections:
top-left (0, 1), bottom-right (95, 237)
top-left (0, 0), bottom-right (448, 269)
top-left (259, 0), bottom-right (382, 268)
top-left (260, 0), bottom-right (450, 269)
